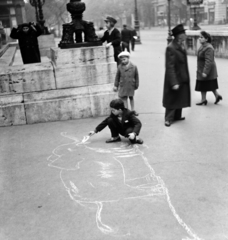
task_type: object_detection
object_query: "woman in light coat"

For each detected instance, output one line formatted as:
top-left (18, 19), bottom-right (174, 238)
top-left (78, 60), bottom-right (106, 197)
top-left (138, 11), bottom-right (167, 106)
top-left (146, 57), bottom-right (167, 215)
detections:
top-left (195, 31), bottom-right (222, 105)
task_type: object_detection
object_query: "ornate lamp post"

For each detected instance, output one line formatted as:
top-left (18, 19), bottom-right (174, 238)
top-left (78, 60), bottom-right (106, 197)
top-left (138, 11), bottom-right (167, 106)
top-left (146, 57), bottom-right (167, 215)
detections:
top-left (187, 0), bottom-right (203, 30)
top-left (29, 0), bottom-right (48, 34)
top-left (134, 0), bottom-right (142, 44)
top-left (29, 0), bottom-right (39, 22)
top-left (167, 0), bottom-right (172, 44)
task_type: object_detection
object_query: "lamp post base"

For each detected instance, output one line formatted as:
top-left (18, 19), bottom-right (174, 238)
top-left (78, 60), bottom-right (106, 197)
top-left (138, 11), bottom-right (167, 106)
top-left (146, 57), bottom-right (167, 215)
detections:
top-left (192, 25), bottom-right (201, 30)
top-left (192, 6), bottom-right (201, 31)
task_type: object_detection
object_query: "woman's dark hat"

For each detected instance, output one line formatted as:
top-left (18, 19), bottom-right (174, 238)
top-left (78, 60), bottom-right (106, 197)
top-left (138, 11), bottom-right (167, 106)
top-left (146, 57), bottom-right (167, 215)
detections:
top-left (104, 16), bottom-right (117, 24)
top-left (171, 24), bottom-right (186, 36)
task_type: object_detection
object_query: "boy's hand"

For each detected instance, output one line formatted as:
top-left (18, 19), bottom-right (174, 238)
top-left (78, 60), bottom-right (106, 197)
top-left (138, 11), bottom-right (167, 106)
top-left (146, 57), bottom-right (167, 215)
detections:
top-left (172, 84), bottom-right (180, 90)
top-left (113, 86), bottom-right (118, 92)
top-left (106, 42), bottom-right (112, 48)
top-left (128, 132), bottom-right (136, 140)
top-left (88, 131), bottom-right (96, 136)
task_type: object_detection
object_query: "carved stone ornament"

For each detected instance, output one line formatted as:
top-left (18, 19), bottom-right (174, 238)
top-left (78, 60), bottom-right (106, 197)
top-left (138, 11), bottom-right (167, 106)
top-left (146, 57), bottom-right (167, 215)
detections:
top-left (59, 0), bottom-right (102, 49)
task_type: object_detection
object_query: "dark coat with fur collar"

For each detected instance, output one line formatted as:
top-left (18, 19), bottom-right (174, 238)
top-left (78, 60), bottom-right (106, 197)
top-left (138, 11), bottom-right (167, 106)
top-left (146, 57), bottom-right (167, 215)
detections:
top-left (163, 39), bottom-right (191, 109)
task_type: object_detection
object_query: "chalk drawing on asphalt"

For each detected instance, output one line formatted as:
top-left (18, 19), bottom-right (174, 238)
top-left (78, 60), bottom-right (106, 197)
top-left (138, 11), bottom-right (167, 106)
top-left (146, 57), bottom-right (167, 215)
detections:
top-left (47, 132), bottom-right (203, 240)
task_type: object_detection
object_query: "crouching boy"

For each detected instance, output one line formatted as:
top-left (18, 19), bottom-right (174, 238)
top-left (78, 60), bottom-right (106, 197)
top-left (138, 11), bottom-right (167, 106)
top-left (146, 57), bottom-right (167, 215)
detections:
top-left (89, 99), bottom-right (143, 144)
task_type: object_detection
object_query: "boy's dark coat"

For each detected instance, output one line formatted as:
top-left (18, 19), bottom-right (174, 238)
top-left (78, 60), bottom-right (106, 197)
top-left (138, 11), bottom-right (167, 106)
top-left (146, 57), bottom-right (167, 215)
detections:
top-left (101, 28), bottom-right (122, 63)
top-left (163, 39), bottom-right (191, 109)
top-left (95, 109), bottom-right (142, 136)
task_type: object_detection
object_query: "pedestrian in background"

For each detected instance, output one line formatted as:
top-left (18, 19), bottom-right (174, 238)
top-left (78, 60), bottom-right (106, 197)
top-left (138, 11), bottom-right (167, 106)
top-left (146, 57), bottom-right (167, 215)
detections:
top-left (114, 51), bottom-right (139, 112)
top-left (10, 22), bottom-right (42, 64)
top-left (121, 24), bottom-right (132, 52)
top-left (101, 16), bottom-right (121, 65)
top-left (130, 28), bottom-right (137, 51)
top-left (195, 31), bottom-right (222, 105)
top-left (162, 24), bottom-right (191, 127)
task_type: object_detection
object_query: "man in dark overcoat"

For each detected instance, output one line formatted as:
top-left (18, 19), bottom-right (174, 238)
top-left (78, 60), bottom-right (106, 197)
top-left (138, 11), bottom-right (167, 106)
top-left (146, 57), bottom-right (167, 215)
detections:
top-left (10, 22), bottom-right (43, 64)
top-left (101, 16), bottom-right (121, 65)
top-left (121, 24), bottom-right (132, 52)
top-left (162, 24), bottom-right (191, 127)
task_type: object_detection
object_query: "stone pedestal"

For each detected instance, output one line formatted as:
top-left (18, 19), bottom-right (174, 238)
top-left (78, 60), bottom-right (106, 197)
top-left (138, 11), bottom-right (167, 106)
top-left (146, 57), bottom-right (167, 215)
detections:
top-left (51, 46), bottom-right (116, 89)
top-left (24, 84), bottom-right (115, 124)
top-left (0, 45), bottom-right (117, 126)
top-left (0, 62), bottom-right (56, 94)
top-left (51, 46), bottom-right (114, 66)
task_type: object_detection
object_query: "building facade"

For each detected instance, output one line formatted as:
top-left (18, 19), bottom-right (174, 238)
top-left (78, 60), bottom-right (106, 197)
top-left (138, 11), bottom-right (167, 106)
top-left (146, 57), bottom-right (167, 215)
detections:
top-left (202, 0), bottom-right (227, 24)
top-left (152, 0), bottom-right (228, 25)
top-left (0, 0), bottom-right (26, 29)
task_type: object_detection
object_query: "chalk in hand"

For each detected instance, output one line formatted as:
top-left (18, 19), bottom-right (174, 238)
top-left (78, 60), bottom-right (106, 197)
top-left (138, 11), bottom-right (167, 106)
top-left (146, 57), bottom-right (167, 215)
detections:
top-left (82, 135), bottom-right (90, 143)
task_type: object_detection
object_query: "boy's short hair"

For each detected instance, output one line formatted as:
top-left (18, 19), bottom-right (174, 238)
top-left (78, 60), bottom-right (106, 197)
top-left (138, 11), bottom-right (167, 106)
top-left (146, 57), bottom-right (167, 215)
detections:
top-left (110, 99), bottom-right (125, 110)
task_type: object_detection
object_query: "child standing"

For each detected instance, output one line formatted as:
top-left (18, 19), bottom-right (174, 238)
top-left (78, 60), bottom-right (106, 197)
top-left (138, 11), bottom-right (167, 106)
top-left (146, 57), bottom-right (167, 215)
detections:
top-left (89, 99), bottom-right (143, 144)
top-left (100, 16), bottom-right (121, 65)
top-left (113, 51), bottom-right (139, 111)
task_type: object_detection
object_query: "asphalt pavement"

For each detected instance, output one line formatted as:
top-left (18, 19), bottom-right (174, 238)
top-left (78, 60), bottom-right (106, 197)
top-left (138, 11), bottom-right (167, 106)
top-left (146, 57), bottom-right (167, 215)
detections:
top-left (1, 29), bottom-right (228, 240)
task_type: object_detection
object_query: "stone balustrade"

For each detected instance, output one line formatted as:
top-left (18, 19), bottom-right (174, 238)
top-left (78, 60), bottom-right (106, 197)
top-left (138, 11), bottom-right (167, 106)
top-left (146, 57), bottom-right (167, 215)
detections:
top-left (186, 30), bottom-right (228, 59)
top-left (0, 42), bottom-right (17, 67)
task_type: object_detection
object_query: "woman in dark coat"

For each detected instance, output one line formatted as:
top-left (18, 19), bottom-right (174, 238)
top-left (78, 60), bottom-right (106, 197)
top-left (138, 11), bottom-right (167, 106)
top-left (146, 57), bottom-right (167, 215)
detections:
top-left (163, 24), bottom-right (191, 127)
top-left (10, 22), bottom-right (42, 64)
top-left (195, 31), bottom-right (222, 105)
top-left (101, 16), bottom-right (121, 65)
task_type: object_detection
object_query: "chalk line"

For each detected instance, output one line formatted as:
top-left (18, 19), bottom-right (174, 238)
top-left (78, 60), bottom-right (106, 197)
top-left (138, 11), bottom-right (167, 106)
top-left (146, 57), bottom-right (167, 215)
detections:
top-left (47, 133), bottom-right (204, 240)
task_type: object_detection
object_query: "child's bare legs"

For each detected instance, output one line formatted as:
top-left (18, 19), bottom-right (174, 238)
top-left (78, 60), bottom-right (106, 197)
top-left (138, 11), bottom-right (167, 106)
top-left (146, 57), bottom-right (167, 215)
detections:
top-left (120, 97), bottom-right (128, 108)
top-left (129, 96), bottom-right (134, 111)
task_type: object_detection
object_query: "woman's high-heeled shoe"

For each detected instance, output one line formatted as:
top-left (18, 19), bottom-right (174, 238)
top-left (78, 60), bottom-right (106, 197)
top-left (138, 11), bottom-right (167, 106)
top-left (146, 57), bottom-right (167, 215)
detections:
top-left (215, 95), bottom-right (223, 104)
top-left (196, 100), bottom-right (208, 106)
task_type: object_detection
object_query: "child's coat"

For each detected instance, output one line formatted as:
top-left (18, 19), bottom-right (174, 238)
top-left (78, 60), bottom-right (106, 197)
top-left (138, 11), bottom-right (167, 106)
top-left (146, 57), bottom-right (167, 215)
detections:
top-left (114, 62), bottom-right (139, 97)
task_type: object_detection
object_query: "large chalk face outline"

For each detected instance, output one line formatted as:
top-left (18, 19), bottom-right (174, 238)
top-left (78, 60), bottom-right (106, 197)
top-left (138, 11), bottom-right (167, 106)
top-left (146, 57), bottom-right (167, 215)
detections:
top-left (47, 132), bottom-right (203, 239)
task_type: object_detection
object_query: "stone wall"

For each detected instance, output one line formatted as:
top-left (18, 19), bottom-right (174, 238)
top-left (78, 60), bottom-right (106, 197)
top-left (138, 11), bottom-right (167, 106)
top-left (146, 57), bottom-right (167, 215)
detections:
top-left (186, 30), bottom-right (228, 59)
top-left (0, 45), bottom-right (117, 126)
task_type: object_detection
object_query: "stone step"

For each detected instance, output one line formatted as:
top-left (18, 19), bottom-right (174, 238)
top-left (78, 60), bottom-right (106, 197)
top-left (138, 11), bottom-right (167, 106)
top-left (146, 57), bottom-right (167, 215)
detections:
top-left (0, 84), bottom-right (116, 126)
top-left (24, 84), bottom-right (116, 124)
top-left (0, 93), bottom-right (26, 126)
top-left (0, 62), bottom-right (56, 94)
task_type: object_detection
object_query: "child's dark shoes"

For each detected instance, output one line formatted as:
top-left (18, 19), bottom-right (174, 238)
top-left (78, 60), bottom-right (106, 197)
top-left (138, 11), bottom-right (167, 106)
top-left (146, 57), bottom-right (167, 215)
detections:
top-left (130, 138), bottom-right (143, 144)
top-left (106, 137), bottom-right (121, 143)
